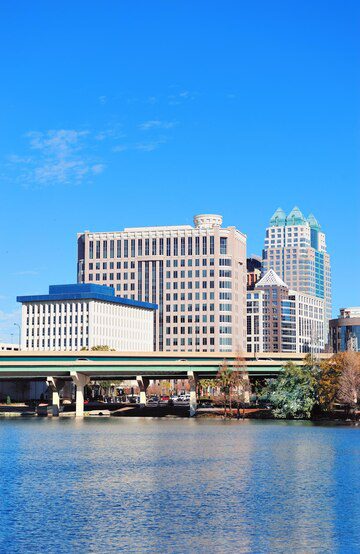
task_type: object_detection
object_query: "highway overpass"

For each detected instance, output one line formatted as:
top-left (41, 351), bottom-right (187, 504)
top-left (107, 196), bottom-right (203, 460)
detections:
top-left (0, 351), bottom-right (331, 416)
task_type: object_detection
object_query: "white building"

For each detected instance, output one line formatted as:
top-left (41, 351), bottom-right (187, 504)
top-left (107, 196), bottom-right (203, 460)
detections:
top-left (262, 207), bottom-right (331, 341)
top-left (17, 284), bottom-right (157, 352)
top-left (247, 269), bottom-right (325, 353)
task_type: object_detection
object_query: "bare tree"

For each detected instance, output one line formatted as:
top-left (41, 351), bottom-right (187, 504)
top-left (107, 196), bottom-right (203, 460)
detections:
top-left (233, 353), bottom-right (251, 419)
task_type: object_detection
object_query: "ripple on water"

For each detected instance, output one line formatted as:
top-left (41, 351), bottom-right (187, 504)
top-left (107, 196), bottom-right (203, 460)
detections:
top-left (0, 419), bottom-right (359, 554)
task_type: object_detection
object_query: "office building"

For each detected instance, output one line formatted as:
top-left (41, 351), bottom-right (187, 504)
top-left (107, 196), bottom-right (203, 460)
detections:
top-left (247, 255), bottom-right (262, 290)
top-left (77, 214), bottom-right (247, 352)
top-left (17, 284), bottom-right (156, 352)
top-left (262, 206), bottom-right (331, 337)
top-left (329, 307), bottom-right (360, 352)
top-left (247, 269), bottom-right (325, 353)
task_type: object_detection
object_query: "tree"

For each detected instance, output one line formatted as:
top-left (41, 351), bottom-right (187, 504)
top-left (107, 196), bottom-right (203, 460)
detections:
top-left (233, 353), bottom-right (251, 419)
top-left (317, 358), bottom-right (341, 412)
top-left (261, 362), bottom-right (317, 419)
top-left (81, 345), bottom-right (115, 351)
top-left (216, 360), bottom-right (240, 418)
top-left (198, 378), bottom-right (216, 399)
top-left (336, 352), bottom-right (360, 417)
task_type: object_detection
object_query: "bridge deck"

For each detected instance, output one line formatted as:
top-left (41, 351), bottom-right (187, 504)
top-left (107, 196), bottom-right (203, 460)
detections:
top-left (0, 351), bottom-right (331, 379)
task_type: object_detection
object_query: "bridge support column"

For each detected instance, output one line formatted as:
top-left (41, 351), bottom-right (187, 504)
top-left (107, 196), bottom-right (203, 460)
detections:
top-left (46, 377), bottom-right (65, 416)
top-left (187, 370), bottom-right (197, 417)
top-left (71, 372), bottom-right (90, 417)
top-left (137, 376), bottom-right (150, 407)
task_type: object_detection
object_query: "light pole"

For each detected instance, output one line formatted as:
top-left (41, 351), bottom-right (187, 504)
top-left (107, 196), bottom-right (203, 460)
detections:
top-left (14, 323), bottom-right (21, 351)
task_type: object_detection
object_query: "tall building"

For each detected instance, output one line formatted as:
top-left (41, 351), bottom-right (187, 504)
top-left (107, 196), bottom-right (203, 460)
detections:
top-left (17, 284), bottom-right (156, 352)
top-left (247, 269), bottom-right (325, 353)
top-left (262, 207), bottom-right (331, 337)
top-left (247, 255), bottom-right (262, 290)
top-left (77, 214), bottom-right (247, 352)
top-left (329, 307), bottom-right (360, 352)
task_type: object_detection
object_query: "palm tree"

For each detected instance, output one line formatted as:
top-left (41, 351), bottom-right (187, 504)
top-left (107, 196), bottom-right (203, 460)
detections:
top-left (216, 360), bottom-right (240, 418)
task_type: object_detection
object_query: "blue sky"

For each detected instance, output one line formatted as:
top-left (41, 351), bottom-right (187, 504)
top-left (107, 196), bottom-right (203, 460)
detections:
top-left (0, 1), bottom-right (359, 342)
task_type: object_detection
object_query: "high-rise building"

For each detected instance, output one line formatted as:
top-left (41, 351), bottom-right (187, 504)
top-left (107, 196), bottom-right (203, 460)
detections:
top-left (329, 307), bottom-right (360, 352)
top-left (246, 269), bottom-right (325, 353)
top-left (262, 207), bottom-right (331, 337)
top-left (77, 214), bottom-right (247, 352)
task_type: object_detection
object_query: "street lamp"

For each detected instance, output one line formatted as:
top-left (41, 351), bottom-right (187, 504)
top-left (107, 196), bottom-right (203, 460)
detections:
top-left (14, 323), bottom-right (21, 351)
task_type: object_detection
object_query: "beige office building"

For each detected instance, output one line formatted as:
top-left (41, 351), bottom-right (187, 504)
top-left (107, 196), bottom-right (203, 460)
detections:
top-left (77, 214), bottom-right (247, 352)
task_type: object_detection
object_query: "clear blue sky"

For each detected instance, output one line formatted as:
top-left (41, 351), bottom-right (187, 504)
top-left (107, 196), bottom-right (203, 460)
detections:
top-left (0, 1), bottom-right (359, 342)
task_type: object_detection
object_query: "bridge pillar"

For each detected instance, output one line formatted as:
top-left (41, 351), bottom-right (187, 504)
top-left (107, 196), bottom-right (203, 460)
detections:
top-left (71, 372), bottom-right (90, 417)
top-left (137, 376), bottom-right (150, 407)
top-left (46, 377), bottom-right (65, 416)
top-left (187, 370), bottom-right (197, 417)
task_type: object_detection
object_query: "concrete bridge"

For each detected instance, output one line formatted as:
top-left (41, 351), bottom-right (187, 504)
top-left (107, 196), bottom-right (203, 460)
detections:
top-left (0, 351), bottom-right (331, 417)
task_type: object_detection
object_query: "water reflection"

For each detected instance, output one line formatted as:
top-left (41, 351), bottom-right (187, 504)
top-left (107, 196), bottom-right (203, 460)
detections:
top-left (0, 419), bottom-right (359, 553)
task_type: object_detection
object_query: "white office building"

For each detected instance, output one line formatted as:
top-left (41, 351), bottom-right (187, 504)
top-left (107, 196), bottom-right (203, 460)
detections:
top-left (247, 269), bottom-right (325, 353)
top-left (17, 284), bottom-right (157, 352)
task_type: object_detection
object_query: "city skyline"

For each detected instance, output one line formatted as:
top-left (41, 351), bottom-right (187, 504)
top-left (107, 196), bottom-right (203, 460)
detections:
top-left (0, 205), bottom-right (357, 343)
top-left (1, 1), bottom-right (359, 342)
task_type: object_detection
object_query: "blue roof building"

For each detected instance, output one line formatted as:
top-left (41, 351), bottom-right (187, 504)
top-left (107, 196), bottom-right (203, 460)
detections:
top-left (17, 284), bottom-right (157, 352)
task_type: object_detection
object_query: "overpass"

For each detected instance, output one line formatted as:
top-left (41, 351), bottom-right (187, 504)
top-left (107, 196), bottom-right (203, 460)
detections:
top-left (0, 351), bottom-right (331, 417)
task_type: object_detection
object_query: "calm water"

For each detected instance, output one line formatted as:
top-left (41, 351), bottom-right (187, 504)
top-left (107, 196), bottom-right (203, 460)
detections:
top-left (0, 419), bottom-right (359, 554)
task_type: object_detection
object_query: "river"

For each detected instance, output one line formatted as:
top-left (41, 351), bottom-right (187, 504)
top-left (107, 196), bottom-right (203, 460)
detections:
top-left (0, 419), bottom-right (359, 553)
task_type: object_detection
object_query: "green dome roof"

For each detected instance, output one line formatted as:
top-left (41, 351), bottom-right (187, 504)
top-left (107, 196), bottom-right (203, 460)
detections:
top-left (307, 213), bottom-right (321, 230)
top-left (269, 207), bottom-right (286, 227)
top-left (286, 206), bottom-right (306, 226)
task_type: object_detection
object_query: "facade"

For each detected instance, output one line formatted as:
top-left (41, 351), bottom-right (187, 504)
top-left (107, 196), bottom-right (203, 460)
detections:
top-left (262, 206), bottom-right (331, 338)
top-left (247, 255), bottom-right (262, 290)
top-left (329, 307), bottom-right (360, 352)
top-left (17, 284), bottom-right (156, 352)
top-left (77, 214), bottom-right (247, 352)
top-left (247, 269), bottom-right (325, 353)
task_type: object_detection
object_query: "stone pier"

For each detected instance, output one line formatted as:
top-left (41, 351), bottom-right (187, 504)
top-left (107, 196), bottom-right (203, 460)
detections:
top-left (46, 377), bottom-right (65, 416)
top-left (187, 370), bottom-right (197, 417)
top-left (70, 372), bottom-right (90, 417)
top-left (137, 376), bottom-right (150, 407)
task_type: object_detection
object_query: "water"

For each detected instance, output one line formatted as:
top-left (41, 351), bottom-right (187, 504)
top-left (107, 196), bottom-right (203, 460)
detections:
top-left (0, 419), bottom-right (359, 554)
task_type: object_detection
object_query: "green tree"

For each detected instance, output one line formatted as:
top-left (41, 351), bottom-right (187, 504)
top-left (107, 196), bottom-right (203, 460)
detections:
top-left (81, 345), bottom-right (115, 351)
top-left (198, 378), bottom-right (216, 399)
top-left (216, 361), bottom-right (240, 418)
top-left (261, 362), bottom-right (317, 419)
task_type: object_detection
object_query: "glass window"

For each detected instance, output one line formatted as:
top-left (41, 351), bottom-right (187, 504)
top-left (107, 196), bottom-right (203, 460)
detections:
top-left (188, 236), bottom-right (193, 255)
top-left (202, 236), bottom-right (207, 255)
top-left (220, 237), bottom-right (227, 255)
